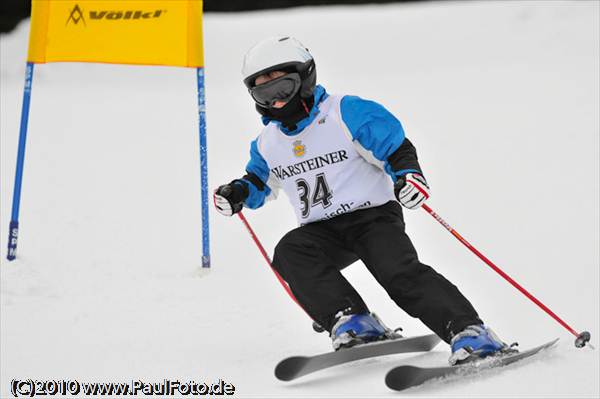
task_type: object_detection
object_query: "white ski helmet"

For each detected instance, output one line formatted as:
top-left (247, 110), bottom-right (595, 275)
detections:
top-left (242, 36), bottom-right (316, 100)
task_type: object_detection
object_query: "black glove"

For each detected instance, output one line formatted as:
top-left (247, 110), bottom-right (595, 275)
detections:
top-left (213, 181), bottom-right (248, 216)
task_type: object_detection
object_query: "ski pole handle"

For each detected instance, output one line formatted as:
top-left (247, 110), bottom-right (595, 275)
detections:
top-left (421, 203), bottom-right (592, 349)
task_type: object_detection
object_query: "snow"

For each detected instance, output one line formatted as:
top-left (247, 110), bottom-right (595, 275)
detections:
top-left (1, 1), bottom-right (599, 397)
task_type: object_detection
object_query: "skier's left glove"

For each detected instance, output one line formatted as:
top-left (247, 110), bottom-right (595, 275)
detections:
top-left (213, 181), bottom-right (248, 216)
top-left (394, 173), bottom-right (430, 210)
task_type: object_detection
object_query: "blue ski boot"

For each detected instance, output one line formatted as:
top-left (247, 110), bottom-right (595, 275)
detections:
top-left (330, 311), bottom-right (401, 350)
top-left (448, 324), bottom-right (512, 365)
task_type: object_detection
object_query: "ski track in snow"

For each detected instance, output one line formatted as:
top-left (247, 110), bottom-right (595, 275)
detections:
top-left (1, 2), bottom-right (599, 398)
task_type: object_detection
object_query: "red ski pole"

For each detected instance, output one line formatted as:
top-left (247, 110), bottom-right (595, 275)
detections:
top-left (421, 203), bottom-right (593, 349)
top-left (237, 212), bottom-right (310, 317)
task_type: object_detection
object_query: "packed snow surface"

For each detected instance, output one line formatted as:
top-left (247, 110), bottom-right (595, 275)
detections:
top-left (1, 1), bottom-right (598, 397)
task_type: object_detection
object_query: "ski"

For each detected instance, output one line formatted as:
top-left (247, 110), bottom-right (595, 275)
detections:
top-left (385, 338), bottom-right (559, 391)
top-left (275, 333), bottom-right (441, 381)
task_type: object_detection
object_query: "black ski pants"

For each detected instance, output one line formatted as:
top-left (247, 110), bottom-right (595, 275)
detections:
top-left (272, 201), bottom-right (482, 343)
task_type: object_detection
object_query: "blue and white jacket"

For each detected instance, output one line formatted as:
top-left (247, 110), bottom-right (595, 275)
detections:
top-left (236, 85), bottom-right (423, 224)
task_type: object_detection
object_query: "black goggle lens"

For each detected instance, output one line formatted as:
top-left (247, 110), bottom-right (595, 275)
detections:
top-left (249, 73), bottom-right (301, 108)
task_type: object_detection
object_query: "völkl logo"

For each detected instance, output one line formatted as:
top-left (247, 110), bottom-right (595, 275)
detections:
top-left (66, 4), bottom-right (166, 26)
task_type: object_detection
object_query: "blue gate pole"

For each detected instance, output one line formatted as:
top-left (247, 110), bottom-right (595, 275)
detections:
top-left (7, 62), bottom-right (35, 261)
top-left (197, 67), bottom-right (210, 268)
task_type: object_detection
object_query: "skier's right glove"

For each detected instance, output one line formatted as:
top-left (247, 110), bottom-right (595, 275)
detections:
top-left (213, 181), bottom-right (248, 216)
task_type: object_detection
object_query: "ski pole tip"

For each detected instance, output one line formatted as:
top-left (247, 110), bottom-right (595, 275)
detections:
top-left (575, 331), bottom-right (592, 349)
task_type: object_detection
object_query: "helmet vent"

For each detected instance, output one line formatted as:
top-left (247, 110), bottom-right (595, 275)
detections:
top-left (279, 37), bottom-right (290, 42)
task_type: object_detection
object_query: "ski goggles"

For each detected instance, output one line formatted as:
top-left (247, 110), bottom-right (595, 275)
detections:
top-left (249, 73), bottom-right (302, 108)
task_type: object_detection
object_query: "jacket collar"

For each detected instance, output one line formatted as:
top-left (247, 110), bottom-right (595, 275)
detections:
top-left (261, 85), bottom-right (328, 136)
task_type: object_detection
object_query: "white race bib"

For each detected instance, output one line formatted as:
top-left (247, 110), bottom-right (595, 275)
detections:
top-left (257, 95), bottom-right (395, 225)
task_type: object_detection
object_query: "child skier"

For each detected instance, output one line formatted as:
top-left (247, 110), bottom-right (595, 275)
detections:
top-left (214, 36), bottom-right (508, 365)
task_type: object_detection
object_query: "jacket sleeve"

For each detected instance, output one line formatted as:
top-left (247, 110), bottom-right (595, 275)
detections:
top-left (236, 138), bottom-right (273, 209)
top-left (340, 95), bottom-right (423, 181)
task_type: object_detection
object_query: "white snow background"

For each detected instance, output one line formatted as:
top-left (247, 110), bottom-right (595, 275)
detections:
top-left (1, 1), bottom-right (599, 398)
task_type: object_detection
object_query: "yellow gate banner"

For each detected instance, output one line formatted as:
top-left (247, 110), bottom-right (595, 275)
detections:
top-left (27, 0), bottom-right (203, 67)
